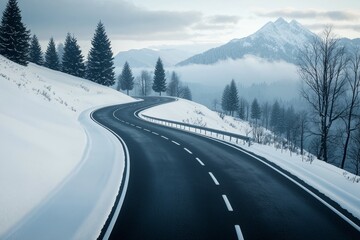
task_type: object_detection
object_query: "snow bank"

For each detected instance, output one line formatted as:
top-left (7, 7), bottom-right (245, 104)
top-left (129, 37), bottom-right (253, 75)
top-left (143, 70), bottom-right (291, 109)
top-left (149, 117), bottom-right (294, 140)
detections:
top-left (0, 55), bottom-right (135, 237)
top-left (141, 98), bottom-right (252, 135)
top-left (141, 98), bottom-right (360, 220)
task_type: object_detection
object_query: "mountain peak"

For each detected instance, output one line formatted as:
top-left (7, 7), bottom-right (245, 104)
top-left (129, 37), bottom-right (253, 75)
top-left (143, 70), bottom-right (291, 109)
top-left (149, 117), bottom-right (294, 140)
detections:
top-left (274, 17), bottom-right (288, 26)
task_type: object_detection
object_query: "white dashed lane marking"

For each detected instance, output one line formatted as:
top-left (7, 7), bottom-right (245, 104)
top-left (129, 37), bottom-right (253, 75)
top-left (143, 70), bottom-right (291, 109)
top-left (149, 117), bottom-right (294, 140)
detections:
top-left (171, 140), bottom-right (180, 146)
top-left (184, 148), bottom-right (192, 154)
top-left (161, 136), bottom-right (169, 140)
top-left (152, 132), bottom-right (159, 135)
top-left (195, 157), bottom-right (205, 166)
top-left (209, 172), bottom-right (220, 185)
top-left (235, 225), bottom-right (244, 240)
top-left (222, 194), bottom-right (233, 212)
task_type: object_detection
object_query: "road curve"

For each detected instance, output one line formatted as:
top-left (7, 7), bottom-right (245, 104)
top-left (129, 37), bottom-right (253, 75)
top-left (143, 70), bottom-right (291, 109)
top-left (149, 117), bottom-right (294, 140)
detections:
top-left (92, 97), bottom-right (360, 240)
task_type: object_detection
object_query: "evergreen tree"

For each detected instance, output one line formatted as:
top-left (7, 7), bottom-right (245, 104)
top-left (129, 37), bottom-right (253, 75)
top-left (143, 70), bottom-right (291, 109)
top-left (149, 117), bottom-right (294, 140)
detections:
top-left (28, 34), bottom-right (43, 65)
top-left (44, 37), bottom-right (60, 70)
top-left (228, 79), bottom-right (239, 116)
top-left (62, 33), bottom-right (85, 78)
top-left (284, 106), bottom-right (296, 143)
top-left (167, 71), bottom-right (181, 97)
top-left (270, 100), bottom-right (285, 135)
top-left (0, 0), bottom-right (30, 66)
top-left (181, 86), bottom-right (192, 100)
top-left (86, 21), bottom-right (115, 86)
top-left (221, 84), bottom-right (230, 113)
top-left (152, 57), bottom-right (166, 95)
top-left (238, 97), bottom-right (247, 120)
top-left (118, 61), bottom-right (134, 95)
top-left (251, 98), bottom-right (261, 125)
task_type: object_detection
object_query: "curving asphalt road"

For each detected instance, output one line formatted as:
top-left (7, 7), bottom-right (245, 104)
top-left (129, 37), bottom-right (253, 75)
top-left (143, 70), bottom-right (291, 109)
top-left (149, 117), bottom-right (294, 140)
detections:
top-left (92, 97), bottom-right (360, 240)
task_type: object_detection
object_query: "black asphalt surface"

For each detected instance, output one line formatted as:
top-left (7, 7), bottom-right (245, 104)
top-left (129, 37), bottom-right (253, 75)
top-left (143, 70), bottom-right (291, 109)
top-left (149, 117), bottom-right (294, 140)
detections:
top-left (92, 97), bottom-right (360, 240)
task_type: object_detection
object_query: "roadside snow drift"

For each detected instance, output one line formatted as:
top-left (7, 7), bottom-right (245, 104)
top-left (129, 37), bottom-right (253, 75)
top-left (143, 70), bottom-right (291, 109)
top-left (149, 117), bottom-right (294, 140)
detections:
top-left (0, 56), bottom-right (135, 238)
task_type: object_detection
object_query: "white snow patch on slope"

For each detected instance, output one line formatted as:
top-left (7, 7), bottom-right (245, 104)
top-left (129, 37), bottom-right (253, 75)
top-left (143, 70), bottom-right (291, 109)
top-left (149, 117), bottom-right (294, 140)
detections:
top-left (0, 55), bottom-right (135, 237)
top-left (141, 98), bottom-right (252, 136)
top-left (142, 98), bottom-right (360, 220)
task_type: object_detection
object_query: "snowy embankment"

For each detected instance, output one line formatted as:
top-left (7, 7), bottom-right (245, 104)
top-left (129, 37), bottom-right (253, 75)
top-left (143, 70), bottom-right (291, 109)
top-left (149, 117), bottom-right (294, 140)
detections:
top-left (0, 56), bottom-right (135, 238)
top-left (141, 98), bottom-right (360, 221)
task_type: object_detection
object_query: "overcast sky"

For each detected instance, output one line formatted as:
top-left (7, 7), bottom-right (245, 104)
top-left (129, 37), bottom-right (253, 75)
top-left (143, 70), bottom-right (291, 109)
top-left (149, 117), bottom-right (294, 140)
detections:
top-left (1, 0), bottom-right (359, 55)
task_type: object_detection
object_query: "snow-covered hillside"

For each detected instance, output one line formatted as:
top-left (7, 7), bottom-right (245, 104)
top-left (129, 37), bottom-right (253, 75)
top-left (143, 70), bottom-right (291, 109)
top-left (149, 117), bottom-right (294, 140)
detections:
top-left (0, 56), bottom-right (135, 237)
top-left (141, 98), bottom-right (360, 220)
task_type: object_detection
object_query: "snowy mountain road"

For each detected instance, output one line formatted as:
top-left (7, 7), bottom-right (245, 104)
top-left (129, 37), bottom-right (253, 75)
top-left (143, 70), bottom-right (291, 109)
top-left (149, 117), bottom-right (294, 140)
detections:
top-left (92, 97), bottom-right (360, 240)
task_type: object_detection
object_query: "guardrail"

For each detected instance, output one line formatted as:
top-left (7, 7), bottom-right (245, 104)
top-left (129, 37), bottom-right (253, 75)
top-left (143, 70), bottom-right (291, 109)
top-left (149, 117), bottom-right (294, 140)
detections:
top-left (141, 114), bottom-right (251, 145)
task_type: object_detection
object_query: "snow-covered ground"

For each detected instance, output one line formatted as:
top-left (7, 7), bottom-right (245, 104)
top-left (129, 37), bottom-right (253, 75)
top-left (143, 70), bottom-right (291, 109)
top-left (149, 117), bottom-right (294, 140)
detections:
top-left (0, 56), bottom-right (135, 238)
top-left (141, 98), bottom-right (360, 221)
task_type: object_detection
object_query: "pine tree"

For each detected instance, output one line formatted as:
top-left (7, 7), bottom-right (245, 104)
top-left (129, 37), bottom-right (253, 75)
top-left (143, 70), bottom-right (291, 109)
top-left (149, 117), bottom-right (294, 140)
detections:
top-left (62, 33), bottom-right (85, 78)
top-left (167, 71), bottom-right (181, 97)
top-left (251, 98), bottom-right (261, 125)
top-left (118, 61), bottom-right (134, 95)
top-left (44, 37), bottom-right (60, 71)
top-left (28, 34), bottom-right (43, 65)
top-left (181, 86), bottom-right (192, 100)
top-left (270, 100), bottom-right (285, 135)
top-left (228, 79), bottom-right (239, 116)
top-left (86, 21), bottom-right (115, 86)
top-left (152, 57), bottom-right (166, 95)
top-left (0, 0), bottom-right (30, 66)
top-left (221, 84), bottom-right (230, 113)
top-left (238, 98), bottom-right (247, 120)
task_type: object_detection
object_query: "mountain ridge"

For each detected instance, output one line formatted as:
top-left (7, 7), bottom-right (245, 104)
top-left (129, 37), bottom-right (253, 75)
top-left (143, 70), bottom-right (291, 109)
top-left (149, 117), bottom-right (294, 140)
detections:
top-left (114, 48), bottom-right (193, 68)
top-left (176, 18), bottom-right (317, 66)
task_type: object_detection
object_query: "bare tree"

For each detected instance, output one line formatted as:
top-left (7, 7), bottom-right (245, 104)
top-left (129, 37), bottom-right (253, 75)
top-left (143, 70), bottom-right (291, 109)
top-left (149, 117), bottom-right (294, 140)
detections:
top-left (298, 27), bottom-right (349, 162)
top-left (349, 124), bottom-right (360, 177)
top-left (138, 70), bottom-right (152, 96)
top-left (212, 99), bottom-right (219, 111)
top-left (340, 49), bottom-right (360, 169)
top-left (299, 111), bottom-right (309, 155)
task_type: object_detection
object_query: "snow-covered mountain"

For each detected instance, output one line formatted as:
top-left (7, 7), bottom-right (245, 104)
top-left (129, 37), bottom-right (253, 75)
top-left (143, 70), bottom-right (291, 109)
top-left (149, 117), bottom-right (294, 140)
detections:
top-left (114, 48), bottom-right (193, 68)
top-left (177, 18), bottom-right (316, 66)
top-left (177, 18), bottom-right (360, 66)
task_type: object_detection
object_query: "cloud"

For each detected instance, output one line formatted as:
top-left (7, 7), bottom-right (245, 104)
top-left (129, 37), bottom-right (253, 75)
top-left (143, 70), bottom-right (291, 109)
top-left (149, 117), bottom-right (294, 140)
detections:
top-left (255, 9), bottom-right (360, 21)
top-left (191, 15), bottom-right (240, 31)
top-left (207, 15), bottom-right (240, 24)
top-left (305, 23), bottom-right (360, 33)
top-left (7, 0), bottom-right (202, 41)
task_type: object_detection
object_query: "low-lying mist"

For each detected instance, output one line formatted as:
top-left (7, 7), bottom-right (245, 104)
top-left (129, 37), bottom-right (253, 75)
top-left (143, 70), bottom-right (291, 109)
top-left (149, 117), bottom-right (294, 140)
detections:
top-left (121, 56), bottom-right (304, 109)
top-left (174, 56), bottom-right (302, 108)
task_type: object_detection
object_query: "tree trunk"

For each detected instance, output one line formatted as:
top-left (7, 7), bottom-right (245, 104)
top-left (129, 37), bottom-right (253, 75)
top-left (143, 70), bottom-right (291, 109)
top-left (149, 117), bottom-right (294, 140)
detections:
top-left (300, 123), bottom-right (304, 155)
top-left (322, 128), bottom-right (328, 162)
top-left (341, 131), bottom-right (351, 169)
top-left (341, 104), bottom-right (355, 169)
top-left (159, 91), bottom-right (162, 96)
top-left (127, 89), bottom-right (129, 95)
